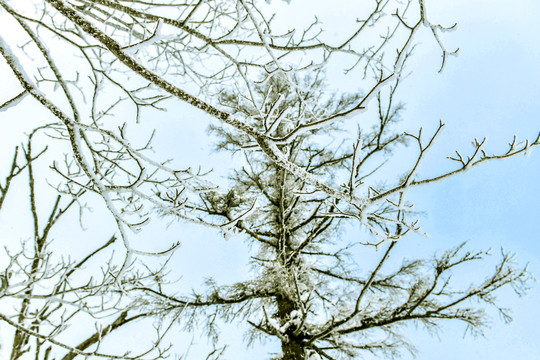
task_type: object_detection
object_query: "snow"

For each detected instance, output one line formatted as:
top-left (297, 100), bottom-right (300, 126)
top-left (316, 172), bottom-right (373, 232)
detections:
top-left (123, 20), bottom-right (176, 54)
top-left (268, 318), bottom-right (280, 330)
top-left (342, 106), bottom-right (368, 120)
top-left (0, 325), bottom-right (4, 360)
top-left (265, 94), bottom-right (285, 134)
top-left (0, 91), bottom-right (27, 112)
top-left (524, 139), bottom-right (533, 157)
top-left (220, 197), bottom-right (259, 237)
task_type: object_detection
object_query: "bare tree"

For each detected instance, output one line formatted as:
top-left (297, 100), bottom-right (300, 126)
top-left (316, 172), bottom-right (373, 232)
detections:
top-left (0, 0), bottom-right (538, 359)
top-left (0, 131), bottom-right (181, 360)
top-left (131, 72), bottom-right (533, 360)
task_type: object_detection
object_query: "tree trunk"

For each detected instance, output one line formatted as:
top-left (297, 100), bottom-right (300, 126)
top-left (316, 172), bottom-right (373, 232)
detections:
top-left (277, 295), bottom-right (304, 360)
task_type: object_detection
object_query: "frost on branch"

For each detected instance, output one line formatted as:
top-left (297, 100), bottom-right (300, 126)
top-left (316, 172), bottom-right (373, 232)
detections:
top-left (0, 0), bottom-right (537, 359)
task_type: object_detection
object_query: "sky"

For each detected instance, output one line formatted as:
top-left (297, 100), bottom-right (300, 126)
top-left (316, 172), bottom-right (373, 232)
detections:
top-left (0, 0), bottom-right (539, 359)
top-left (385, 1), bottom-right (540, 358)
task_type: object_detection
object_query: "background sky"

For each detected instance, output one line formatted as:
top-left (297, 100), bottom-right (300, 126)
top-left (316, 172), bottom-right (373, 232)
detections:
top-left (0, 0), bottom-right (539, 359)
top-left (377, 0), bottom-right (540, 358)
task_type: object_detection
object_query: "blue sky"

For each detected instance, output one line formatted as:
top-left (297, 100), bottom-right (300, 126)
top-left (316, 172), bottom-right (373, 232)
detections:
top-left (0, 0), bottom-right (539, 359)
top-left (390, 1), bottom-right (540, 358)
top-left (151, 1), bottom-right (540, 356)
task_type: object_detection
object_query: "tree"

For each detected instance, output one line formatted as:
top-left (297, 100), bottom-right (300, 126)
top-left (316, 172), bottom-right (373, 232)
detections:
top-left (0, 0), bottom-right (537, 359)
top-left (0, 131), bottom-right (180, 360)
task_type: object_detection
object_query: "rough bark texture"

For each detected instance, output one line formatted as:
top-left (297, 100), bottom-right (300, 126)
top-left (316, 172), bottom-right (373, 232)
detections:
top-left (277, 296), bottom-right (304, 360)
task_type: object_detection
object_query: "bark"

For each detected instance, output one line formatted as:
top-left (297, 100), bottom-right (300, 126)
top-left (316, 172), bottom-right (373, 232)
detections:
top-left (277, 295), bottom-right (304, 360)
